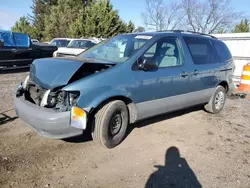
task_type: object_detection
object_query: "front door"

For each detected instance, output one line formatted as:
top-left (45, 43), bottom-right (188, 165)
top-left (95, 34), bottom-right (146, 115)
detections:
top-left (131, 37), bottom-right (191, 120)
top-left (11, 32), bottom-right (32, 66)
top-left (0, 32), bottom-right (15, 67)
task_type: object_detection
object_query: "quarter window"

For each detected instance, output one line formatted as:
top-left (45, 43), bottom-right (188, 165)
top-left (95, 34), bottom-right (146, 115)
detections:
top-left (211, 40), bottom-right (232, 62)
top-left (134, 40), bottom-right (146, 50)
top-left (144, 43), bottom-right (157, 58)
top-left (184, 37), bottom-right (218, 65)
top-left (142, 38), bottom-right (183, 68)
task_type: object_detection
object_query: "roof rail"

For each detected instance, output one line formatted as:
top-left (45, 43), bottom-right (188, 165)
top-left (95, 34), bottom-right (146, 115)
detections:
top-left (159, 30), bottom-right (217, 39)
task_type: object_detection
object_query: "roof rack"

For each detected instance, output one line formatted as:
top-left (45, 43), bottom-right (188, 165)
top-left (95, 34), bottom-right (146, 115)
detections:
top-left (159, 30), bottom-right (217, 39)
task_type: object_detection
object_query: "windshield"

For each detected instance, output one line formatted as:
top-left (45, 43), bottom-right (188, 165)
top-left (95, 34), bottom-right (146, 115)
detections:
top-left (67, 40), bottom-right (96, 49)
top-left (50, 39), bottom-right (70, 47)
top-left (79, 34), bottom-right (152, 63)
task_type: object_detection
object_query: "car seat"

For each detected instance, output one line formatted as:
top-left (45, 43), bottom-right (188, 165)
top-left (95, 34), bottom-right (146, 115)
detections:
top-left (159, 44), bottom-right (178, 67)
top-left (156, 47), bottom-right (168, 66)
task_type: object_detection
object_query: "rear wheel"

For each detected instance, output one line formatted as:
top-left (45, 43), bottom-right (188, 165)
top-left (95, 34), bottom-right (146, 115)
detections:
top-left (91, 100), bottom-right (129, 149)
top-left (204, 85), bottom-right (226, 114)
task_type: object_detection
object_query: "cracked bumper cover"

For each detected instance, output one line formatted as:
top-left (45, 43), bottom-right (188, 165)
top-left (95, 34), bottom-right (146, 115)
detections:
top-left (14, 96), bottom-right (85, 139)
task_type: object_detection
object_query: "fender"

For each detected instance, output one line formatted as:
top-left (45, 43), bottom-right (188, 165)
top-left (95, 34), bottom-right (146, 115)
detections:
top-left (78, 88), bottom-right (139, 123)
top-left (87, 89), bottom-right (131, 108)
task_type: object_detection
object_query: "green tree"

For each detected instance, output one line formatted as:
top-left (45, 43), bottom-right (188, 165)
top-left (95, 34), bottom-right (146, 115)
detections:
top-left (11, 16), bottom-right (37, 38)
top-left (29, 0), bottom-right (58, 41)
top-left (15, 0), bottom-right (134, 41)
top-left (233, 19), bottom-right (250, 33)
top-left (126, 21), bottom-right (135, 33)
top-left (43, 0), bottom-right (85, 41)
top-left (82, 0), bottom-right (134, 38)
top-left (133, 26), bottom-right (146, 32)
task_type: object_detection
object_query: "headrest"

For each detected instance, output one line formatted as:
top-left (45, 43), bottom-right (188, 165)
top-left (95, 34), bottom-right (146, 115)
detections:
top-left (165, 43), bottom-right (175, 56)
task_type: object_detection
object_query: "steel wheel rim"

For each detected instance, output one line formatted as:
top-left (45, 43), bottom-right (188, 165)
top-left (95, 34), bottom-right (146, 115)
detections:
top-left (109, 112), bottom-right (122, 136)
top-left (215, 91), bottom-right (225, 110)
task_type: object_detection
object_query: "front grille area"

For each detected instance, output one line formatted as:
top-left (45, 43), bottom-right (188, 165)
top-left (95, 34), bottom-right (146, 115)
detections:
top-left (26, 83), bottom-right (47, 105)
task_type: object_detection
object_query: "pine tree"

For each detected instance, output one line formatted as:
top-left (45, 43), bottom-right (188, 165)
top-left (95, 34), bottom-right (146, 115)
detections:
top-left (82, 0), bottom-right (134, 38)
top-left (11, 16), bottom-right (37, 38)
top-left (233, 19), bottom-right (250, 33)
top-left (43, 0), bottom-right (85, 41)
top-left (13, 0), bottom-right (135, 41)
top-left (126, 21), bottom-right (135, 33)
top-left (29, 0), bottom-right (58, 40)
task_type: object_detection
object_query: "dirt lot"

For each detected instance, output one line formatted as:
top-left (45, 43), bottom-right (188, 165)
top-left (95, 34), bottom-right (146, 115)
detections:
top-left (0, 71), bottom-right (250, 188)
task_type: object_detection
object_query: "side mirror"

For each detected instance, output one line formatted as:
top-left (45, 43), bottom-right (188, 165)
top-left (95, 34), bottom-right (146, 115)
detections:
top-left (0, 39), bottom-right (4, 48)
top-left (137, 57), bottom-right (158, 71)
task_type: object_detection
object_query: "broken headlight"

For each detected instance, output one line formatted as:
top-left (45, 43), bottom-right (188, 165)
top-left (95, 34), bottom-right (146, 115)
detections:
top-left (69, 92), bottom-right (80, 106)
top-left (52, 91), bottom-right (80, 111)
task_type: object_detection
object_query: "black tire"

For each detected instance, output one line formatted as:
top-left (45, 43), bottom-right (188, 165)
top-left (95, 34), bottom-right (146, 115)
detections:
top-left (91, 100), bottom-right (129, 149)
top-left (204, 85), bottom-right (226, 114)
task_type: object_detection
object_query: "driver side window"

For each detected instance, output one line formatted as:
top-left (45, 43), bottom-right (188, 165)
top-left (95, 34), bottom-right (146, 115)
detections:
top-left (142, 37), bottom-right (183, 68)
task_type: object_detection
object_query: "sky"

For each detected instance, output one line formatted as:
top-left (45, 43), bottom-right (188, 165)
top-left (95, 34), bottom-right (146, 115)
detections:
top-left (0, 0), bottom-right (250, 30)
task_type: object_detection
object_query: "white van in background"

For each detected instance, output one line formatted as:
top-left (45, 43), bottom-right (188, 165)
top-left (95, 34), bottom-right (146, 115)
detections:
top-left (212, 33), bottom-right (250, 87)
top-left (53, 38), bottom-right (99, 57)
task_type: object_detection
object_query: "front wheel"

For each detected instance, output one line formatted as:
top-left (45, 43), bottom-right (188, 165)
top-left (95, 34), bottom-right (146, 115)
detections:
top-left (91, 100), bottom-right (129, 149)
top-left (204, 85), bottom-right (226, 114)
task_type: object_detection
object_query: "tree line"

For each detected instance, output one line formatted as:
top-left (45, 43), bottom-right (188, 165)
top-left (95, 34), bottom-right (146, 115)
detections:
top-left (11, 0), bottom-right (249, 42)
top-left (12, 0), bottom-right (141, 41)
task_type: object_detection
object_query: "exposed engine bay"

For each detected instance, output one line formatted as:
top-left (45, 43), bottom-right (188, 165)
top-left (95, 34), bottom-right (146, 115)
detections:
top-left (24, 83), bottom-right (80, 112)
top-left (17, 62), bottom-right (114, 112)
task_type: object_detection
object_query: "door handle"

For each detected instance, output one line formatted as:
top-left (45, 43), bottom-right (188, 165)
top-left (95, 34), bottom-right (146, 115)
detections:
top-left (180, 71), bottom-right (188, 77)
top-left (193, 70), bottom-right (199, 75)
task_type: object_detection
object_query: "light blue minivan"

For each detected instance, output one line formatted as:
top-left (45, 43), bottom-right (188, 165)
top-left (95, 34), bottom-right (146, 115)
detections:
top-left (15, 30), bottom-right (235, 148)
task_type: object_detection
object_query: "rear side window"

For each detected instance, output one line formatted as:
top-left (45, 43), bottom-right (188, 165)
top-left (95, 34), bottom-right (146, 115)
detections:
top-left (211, 40), bottom-right (232, 62)
top-left (13, 33), bottom-right (30, 47)
top-left (183, 37), bottom-right (218, 65)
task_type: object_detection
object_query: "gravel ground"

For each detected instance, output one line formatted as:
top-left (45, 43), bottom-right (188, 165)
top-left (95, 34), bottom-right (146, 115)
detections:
top-left (0, 71), bottom-right (250, 188)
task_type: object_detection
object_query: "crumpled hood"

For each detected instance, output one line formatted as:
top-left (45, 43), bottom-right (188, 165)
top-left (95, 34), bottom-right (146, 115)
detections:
top-left (30, 58), bottom-right (84, 89)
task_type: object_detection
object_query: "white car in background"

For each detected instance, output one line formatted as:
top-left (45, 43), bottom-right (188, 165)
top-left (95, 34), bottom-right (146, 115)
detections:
top-left (53, 39), bottom-right (99, 57)
top-left (49, 38), bottom-right (72, 48)
top-left (31, 39), bottom-right (40, 43)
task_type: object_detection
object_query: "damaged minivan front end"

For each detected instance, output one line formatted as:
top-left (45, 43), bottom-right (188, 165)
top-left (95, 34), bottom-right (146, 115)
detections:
top-left (14, 57), bottom-right (114, 139)
top-left (17, 76), bottom-right (80, 112)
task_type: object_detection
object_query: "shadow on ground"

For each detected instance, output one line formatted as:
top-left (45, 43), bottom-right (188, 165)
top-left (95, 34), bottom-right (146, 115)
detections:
top-left (63, 126), bottom-right (93, 143)
top-left (0, 113), bottom-right (18, 125)
top-left (126, 105), bottom-right (203, 138)
top-left (64, 106), bottom-right (203, 144)
top-left (145, 147), bottom-right (202, 188)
